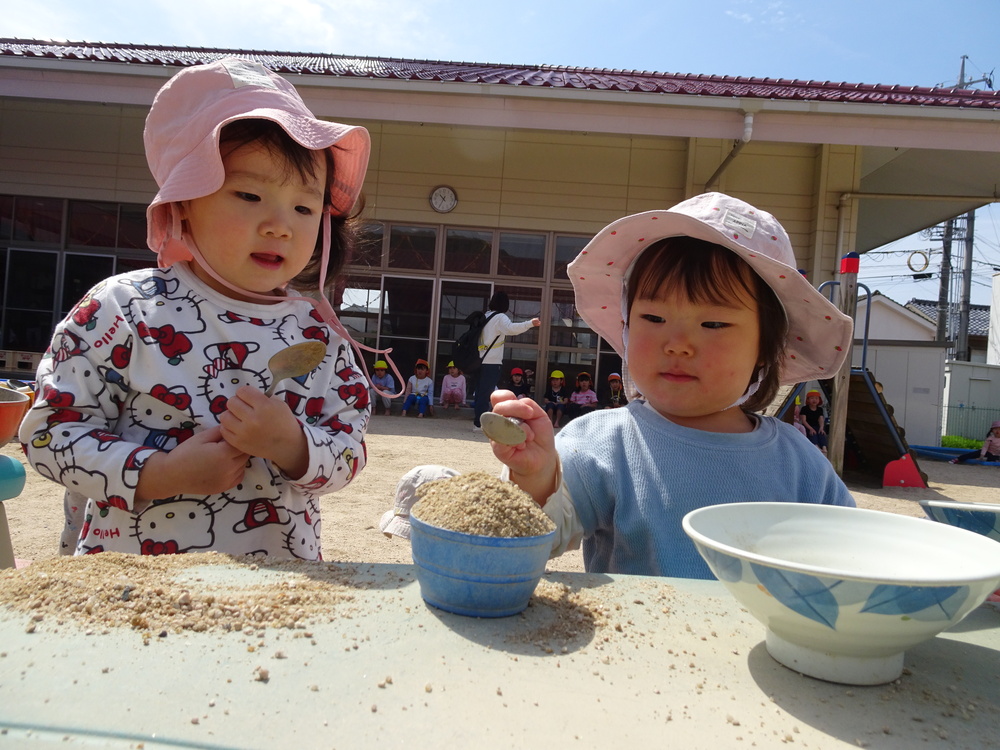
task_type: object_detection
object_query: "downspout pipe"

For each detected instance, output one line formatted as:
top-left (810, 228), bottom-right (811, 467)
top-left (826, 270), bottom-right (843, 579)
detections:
top-left (705, 112), bottom-right (754, 191)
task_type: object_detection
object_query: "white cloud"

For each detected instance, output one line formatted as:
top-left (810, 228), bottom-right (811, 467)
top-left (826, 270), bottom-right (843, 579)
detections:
top-left (6, 0), bottom-right (450, 58)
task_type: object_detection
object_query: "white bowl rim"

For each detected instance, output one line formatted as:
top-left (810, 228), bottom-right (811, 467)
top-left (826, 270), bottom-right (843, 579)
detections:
top-left (682, 502), bottom-right (1000, 585)
top-left (918, 498), bottom-right (1000, 513)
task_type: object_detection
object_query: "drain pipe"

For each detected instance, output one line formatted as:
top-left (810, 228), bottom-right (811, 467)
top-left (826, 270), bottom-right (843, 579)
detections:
top-left (705, 111), bottom-right (754, 191)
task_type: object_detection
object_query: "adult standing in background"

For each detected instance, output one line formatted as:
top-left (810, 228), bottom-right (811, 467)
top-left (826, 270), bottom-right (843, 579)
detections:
top-left (472, 291), bottom-right (540, 432)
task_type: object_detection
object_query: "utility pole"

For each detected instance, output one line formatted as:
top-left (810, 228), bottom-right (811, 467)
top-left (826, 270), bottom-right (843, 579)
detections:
top-left (957, 210), bottom-right (975, 360)
top-left (935, 57), bottom-right (991, 356)
top-left (936, 220), bottom-right (952, 342)
top-left (954, 57), bottom-right (991, 360)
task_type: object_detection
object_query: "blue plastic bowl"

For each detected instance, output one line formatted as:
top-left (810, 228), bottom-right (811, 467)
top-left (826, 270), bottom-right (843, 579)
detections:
top-left (409, 515), bottom-right (555, 618)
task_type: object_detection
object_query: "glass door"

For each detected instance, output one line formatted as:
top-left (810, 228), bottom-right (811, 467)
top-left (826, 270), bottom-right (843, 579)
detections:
top-left (378, 275), bottom-right (437, 375)
top-left (437, 280), bottom-right (493, 392)
top-left (4, 248), bottom-right (58, 351)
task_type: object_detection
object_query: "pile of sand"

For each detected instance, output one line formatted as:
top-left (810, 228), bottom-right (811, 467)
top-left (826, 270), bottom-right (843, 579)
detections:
top-left (413, 471), bottom-right (555, 537)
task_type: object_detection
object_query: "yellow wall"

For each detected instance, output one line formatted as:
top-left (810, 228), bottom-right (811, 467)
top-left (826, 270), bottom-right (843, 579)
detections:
top-left (0, 99), bottom-right (148, 203)
top-left (0, 100), bottom-right (863, 284)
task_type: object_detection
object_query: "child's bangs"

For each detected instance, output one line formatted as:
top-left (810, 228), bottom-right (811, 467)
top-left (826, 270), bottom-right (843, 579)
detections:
top-left (630, 237), bottom-right (757, 307)
top-left (220, 119), bottom-right (328, 190)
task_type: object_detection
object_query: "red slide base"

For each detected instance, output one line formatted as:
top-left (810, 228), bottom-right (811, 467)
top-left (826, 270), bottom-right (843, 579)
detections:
top-left (882, 454), bottom-right (927, 488)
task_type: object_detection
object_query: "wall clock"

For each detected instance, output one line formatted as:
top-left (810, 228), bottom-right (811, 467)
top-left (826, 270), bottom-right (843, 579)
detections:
top-left (429, 185), bottom-right (458, 213)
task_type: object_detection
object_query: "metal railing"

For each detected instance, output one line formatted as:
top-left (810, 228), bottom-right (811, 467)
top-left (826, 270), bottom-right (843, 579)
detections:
top-left (941, 404), bottom-right (1000, 442)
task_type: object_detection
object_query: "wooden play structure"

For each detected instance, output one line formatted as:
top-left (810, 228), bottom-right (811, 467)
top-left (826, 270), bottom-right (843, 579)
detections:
top-left (776, 259), bottom-right (928, 489)
top-left (778, 372), bottom-right (928, 488)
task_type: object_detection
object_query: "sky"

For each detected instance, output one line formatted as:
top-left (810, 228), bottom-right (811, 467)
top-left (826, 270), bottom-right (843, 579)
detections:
top-left (8, 0), bottom-right (1000, 304)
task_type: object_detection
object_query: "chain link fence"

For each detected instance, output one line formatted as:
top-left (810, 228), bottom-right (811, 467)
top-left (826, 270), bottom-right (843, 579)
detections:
top-left (942, 405), bottom-right (1000, 442)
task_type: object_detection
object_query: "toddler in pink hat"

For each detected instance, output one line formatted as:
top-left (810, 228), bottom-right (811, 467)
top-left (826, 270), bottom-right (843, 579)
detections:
top-left (486, 193), bottom-right (857, 579)
top-left (21, 59), bottom-right (374, 559)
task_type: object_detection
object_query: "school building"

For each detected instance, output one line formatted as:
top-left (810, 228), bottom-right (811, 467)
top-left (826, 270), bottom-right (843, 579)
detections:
top-left (2, 40), bottom-right (999, 400)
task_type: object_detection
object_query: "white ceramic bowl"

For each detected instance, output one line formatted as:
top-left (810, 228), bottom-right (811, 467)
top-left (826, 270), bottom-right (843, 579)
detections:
top-left (919, 499), bottom-right (1000, 542)
top-left (682, 503), bottom-right (1000, 686)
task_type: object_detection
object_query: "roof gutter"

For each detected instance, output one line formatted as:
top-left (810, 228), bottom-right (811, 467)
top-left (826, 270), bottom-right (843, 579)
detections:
top-left (831, 189), bottom-right (1000, 284)
top-left (704, 111), bottom-right (755, 191)
top-left (6, 55), bottom-right (1000, 124)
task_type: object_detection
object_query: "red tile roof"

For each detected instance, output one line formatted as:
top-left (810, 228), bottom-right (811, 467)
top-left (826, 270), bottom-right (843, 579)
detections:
top-left (3, 38), bottom-right (1000, 110)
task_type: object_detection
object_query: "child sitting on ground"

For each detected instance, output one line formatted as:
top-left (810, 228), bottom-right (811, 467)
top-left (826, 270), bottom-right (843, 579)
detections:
top-left (507, 367), bottom-right (533, 399)
top-left (486, 193), bottom-right (856, 578)
top-left (439, 362), bottom-right (467, 410)
top-left (799, 389), bottom-right (828, 454)
top-left (565, 372), bottom-right (599, 419)
top-left (523, 368), bottom-right (536, 394)
top-left (951, 420), bottom-right (1000, 464)
top-left (791, 396), bottom-right (809, 438)
top-left (401, 359), bottom-right (434, 417)
top-left (604, 373), bottom-right (629, 409)
top-left (370, 360), bottom-right (396, 415)
top-left (542, 370), bottom-right (571, 428)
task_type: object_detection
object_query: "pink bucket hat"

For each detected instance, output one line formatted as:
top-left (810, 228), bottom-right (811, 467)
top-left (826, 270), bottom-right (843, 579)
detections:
top-left (568, 192), bottom-right (853, 385)
top-left (144, 58), bottom-right (370, 267)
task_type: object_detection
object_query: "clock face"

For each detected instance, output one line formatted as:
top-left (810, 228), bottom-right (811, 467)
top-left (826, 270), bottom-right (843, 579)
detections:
top-left (430, 185), bottom-right (458, 213)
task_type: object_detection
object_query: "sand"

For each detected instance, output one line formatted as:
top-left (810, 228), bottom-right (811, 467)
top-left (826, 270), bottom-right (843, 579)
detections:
top-left (4, 414), bottom-right (1000, 570)
top-left (413, 471), bottom-right (555, 537)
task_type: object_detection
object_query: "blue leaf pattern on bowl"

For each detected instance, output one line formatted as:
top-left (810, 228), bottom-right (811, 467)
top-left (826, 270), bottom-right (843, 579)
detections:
top-left (751, 564), bottom-right (841, 629)
top-left (699, 545), bottom-right (743, 582)
top-left (861, 584), bottom-right (968, 621)
top-left (827, 579), bottom-right (871, 607)
top-left (940, 508), bottom-right (998, 538)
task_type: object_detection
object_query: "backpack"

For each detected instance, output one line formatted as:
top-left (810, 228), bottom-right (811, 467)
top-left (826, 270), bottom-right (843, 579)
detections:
top-left (451, 311), bottom-right (500, 376)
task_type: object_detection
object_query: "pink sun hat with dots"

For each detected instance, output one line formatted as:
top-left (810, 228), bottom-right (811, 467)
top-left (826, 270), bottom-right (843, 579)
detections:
top-left (568, 192), bottom-right (853, 385)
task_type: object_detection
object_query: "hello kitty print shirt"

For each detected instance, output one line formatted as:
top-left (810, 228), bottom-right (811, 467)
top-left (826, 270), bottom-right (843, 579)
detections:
top-left (20, 262), bottom-right (370, 560)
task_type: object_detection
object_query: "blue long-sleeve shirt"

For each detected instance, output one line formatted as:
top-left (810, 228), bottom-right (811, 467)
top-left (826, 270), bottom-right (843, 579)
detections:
top-left (551, 401), bottom-right (855, 578)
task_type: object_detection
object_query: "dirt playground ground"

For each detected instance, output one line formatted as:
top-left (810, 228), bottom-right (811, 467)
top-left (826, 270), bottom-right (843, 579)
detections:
top-left (5, 413), bottom-right (1000, 569)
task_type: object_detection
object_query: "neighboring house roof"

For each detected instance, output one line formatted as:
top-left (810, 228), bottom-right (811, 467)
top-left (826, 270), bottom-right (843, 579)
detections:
top-left (906, 298), bottom-right (991, 337)
top-left (2, 38), bottom-right (999, 111)
top-left (858, 292), bottom-right (937, 340)
top-left (860, 291), bottom-right (915, 314)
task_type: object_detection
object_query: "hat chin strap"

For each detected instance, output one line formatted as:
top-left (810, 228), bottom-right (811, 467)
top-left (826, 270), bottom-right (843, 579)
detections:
top-left (726, 367), bottom-right (765, 410)
top-left (173, 208), bottom-right (403, 398)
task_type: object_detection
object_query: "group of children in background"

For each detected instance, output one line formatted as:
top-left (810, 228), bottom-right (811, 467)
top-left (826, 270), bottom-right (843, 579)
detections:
top-left (369, 359), bottom-right (464, 417)
top-left (543, 371), bottom-right (626, 428)
top-left (375, 358), bottom-right (629, 428)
